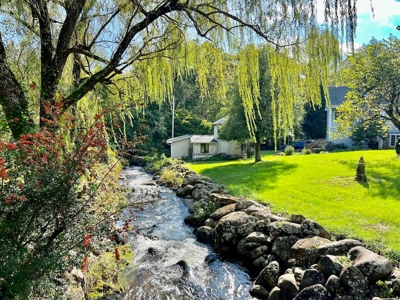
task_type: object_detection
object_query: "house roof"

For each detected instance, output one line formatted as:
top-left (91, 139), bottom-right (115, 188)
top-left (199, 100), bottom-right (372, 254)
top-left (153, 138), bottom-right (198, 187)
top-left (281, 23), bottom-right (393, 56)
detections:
top-left (212, 116), bottom-right (228, 125)
top-left (190, 135), bottom-right (218, 143)
top-left (328, 86), bottom-right (350, 106)
top-left (166, 134), bottom-right (191, 144)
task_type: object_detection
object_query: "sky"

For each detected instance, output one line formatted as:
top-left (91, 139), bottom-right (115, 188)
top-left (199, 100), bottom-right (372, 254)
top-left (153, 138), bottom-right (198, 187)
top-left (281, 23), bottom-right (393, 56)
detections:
top-left (354, 0), bottom-right (400, 46)
top-left (316, 0), bottom-right (400, 48)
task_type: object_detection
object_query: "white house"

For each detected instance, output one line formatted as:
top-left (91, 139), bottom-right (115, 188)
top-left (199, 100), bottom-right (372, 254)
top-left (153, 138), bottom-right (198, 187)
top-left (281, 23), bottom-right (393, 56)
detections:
top-left (166, 117), bottom-right (243, 159)
top-left (326, 86), bottom-right (400, 148)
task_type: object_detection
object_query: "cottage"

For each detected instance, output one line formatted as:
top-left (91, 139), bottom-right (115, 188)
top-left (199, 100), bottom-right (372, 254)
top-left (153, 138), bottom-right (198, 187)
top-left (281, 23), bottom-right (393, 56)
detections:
top-left (167, 117), bottom-right (243, 159)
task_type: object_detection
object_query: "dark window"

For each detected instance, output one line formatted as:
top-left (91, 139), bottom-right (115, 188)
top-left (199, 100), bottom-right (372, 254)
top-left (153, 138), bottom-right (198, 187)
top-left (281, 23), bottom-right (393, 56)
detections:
top-left (390, 134), bottom-right (400, 147)
top-left (201, 143), bottom-right (209, 153)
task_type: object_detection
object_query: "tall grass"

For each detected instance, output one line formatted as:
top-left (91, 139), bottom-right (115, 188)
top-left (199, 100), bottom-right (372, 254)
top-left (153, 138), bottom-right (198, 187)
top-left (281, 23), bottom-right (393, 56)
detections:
top-left (187, 150), bottom-right (400, 257)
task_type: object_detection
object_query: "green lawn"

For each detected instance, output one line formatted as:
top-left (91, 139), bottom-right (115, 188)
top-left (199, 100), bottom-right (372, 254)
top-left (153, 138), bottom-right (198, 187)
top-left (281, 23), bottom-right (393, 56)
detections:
top-left (186, 150), bottom-right (400, 257)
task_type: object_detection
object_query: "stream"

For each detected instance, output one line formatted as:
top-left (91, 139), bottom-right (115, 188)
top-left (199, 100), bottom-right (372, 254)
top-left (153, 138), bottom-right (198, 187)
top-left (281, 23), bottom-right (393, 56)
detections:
top-left (118, 166), bottom-right (256, 300)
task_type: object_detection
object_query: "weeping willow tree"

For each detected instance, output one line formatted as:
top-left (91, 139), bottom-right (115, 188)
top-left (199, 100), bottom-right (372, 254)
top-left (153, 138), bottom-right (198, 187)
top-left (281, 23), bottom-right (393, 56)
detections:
top-left (0, 0), bottom-right (358, 140)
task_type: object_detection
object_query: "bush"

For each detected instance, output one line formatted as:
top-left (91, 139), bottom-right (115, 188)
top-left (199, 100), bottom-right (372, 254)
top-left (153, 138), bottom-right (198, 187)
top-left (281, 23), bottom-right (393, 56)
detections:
top-left (310, 139), bottom-right (327, 149)
top-left (284, 146), bottom-right (295, 156)
top-left (326, 141), bottom-right (348, 152)
top-left (0, 111), bottom-right (128, 298)
top-left (313, 148), bottom-right (325, 154)
top-left (192, 201), bottom-right (220, 224)
top-left (302, 148), bottom-right (312, 155)
top-left (159, 168), bottom-right (184, 186)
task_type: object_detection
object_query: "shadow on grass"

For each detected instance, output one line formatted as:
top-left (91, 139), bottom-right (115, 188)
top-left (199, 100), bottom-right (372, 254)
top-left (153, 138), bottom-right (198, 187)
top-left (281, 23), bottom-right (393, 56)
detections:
top-left (195, 160), bottom-right (298, 196)
top-left (337, 159), bottom-right (400, 198)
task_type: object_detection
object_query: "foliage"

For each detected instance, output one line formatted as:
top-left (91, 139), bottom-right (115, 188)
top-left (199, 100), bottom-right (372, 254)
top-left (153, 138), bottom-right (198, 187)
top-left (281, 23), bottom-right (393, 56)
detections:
top-left (336, 36), bottom-right (400, 138)
top-left (187, 150), bottom-right (400, 257)
top-left (0, 1), bottom-right (357, 139)
top-left (159, 169), bottom-right (184, 187)
top-left (351, 120), bottom-right (385, 149)
top-left (302, 148), bottom-right (312, 155)
top-left (325, 141), bottom-right (348, 152)
top-left (85, 244), bottom-right (133, 299)
top-left (396, 137), bottom-right (400, 156)
top-left (192, 201), bottom-right (221, 225)
top-left (302, 86), bottom-right (327, 139)
top-left (0, 111), bottom-right (128, 299)
top-left (284, 146), bottom-right (295, 156)
top-left (310, 139), bottom-right (327, 149)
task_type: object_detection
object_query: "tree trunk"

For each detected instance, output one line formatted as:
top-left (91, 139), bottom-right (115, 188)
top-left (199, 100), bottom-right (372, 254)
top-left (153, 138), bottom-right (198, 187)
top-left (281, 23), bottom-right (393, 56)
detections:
top-left (0, 33), bottom-right (36, 139)
top-left (255, 133), bottom-right (262, 162)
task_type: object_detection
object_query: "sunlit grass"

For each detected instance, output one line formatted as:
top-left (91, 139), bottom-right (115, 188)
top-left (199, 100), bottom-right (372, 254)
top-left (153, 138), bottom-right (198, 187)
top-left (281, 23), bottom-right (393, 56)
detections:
top-left (187, 150), bottom-right (400, 256)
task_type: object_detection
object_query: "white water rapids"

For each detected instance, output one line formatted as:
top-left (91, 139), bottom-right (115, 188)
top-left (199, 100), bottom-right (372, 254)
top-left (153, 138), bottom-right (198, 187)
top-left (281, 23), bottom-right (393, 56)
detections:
top-left (118, 166), bottom-right (257, 300)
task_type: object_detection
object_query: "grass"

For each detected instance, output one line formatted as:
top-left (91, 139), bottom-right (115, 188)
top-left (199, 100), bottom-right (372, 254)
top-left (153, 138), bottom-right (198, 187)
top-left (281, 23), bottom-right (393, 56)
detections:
top-left (186, 150), bottom-right (400, 258)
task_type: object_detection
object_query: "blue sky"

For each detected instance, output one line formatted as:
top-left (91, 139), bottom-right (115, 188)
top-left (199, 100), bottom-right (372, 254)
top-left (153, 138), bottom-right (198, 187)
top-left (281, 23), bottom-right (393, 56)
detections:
top-left (316, 0), bottom-right (400, 48)
top-left (354, 0), bottom-right (400, 46)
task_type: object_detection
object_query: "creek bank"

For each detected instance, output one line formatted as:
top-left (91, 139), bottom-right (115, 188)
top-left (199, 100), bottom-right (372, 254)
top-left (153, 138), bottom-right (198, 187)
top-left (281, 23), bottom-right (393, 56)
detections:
top-left (154, 162), bottom-right (400, 300)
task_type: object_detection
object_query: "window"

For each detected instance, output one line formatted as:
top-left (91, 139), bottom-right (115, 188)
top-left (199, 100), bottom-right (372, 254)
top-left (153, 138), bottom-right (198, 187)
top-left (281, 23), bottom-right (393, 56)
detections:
top-left (200, 143), bottom-right (209, 153)
top-left (390, 134), bottom-right (400, 147)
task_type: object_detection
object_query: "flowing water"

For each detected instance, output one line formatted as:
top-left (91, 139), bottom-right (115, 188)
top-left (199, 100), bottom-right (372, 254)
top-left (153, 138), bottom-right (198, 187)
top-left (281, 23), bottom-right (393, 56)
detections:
top-left (119, 166), bottom-right (256, 300)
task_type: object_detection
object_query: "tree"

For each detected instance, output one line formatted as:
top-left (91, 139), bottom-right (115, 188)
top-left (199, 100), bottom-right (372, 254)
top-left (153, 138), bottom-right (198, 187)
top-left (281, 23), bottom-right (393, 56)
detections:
top-left (0, 0), bottom-right (357, 139)
top-left (219, 47), bottom-right (274, 162)
top-left (302, 85), bottom-right (327, 140)
top-left (335, 36), bottom-right (400, 138)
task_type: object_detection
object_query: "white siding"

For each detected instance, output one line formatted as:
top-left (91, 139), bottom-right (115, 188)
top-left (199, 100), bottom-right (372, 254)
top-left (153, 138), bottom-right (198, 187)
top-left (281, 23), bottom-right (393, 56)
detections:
top-left (218, 140), bottom-right (242, 155)
top-left (192, 143), bottom-right (218, 159)
top-left (170, 138), bottom-right (190, 158)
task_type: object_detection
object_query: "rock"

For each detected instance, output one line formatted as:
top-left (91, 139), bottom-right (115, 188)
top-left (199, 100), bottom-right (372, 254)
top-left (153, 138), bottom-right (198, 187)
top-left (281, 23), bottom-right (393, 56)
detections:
top-left (204, 253), bottom-right (219, 264)
top-left (250, 284), bottom-right (270, 300)
top-left (204, 217), bottom-right (219, 228)
top-left (175, 260), bottom-right (190, 276)
top-left (300, 219), bottom-right (331, 240)
top-left (210, 193), bottom-right (241, 206)
top-left (246, 232), bottom-right (271, 245)
top-left (255, 261), bottom-right (282, 291)
top-left (192, 187), bottom-right (209, 200)
top-left (271, 236), bottom-right (300, 266)
top-left (183, 215), bottom-right (203, 227)
top-left (210, 204), bottom-right (236, 220)
top-left (290, 214), bottom-right (306, 224)
top-left (246, 204), bottom-right (271, 215)
top-left (183, 174), bottom-right (202, 186)
top-left (235, 199), bottom-right (259, 210)
top-left (325, 274), bottom-right (343, 295)
top-left (255, 219), bottom-right (272, 234)
top-left (237, 238), bottom-right (252, 258)
top-left (339, 265), bottom-right (367, 295)
top-left (317, 239), bottom-right (363, 256)
top-left (300, 269), bottom-right (325, 289)
top-left (278, 222), bottom-right (301, 236)
top-left (253, 255), bottom-right (269, 268)
top-left (318, 255), bottom-right (344, 277)
top-left (292, 236), bottom-right (331, 266)
top-left (176, 184), bottom-right (195, 197)
top-left (196, 226), bottom-right (213, 244)
top-left (293, 284), bottom-right (329, 300)
top-left (183, 198), bottom-right (195, 212)
top-left (250, 245), bottom-right (270, 261)
top-left (268, 287), bottom-right (283, 300)
top-left (212, 212), bottom-right (258, 253)
top-left (349, 246), bottom-right (393, 282)
top-left (70, 267), bottom-right (85, 284)
top-left (277, 273), bottom-right (300, 300)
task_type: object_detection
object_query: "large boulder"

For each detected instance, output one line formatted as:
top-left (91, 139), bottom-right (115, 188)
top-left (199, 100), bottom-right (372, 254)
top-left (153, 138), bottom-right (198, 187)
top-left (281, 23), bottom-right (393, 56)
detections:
top-left (325, 274), bottom-right (344, 296)
top-left (349, 246), bottom-right (393, 282)
top-left (196, 226), bottom-right (213, 244)
top-left (271, 236), bottom-right (300, 266)
top-left (318, 255), bottom-right (345, 277)
top-left (339, 265), bottom-right (367, 296)
top-left (300, 219), bottom-right (331, 240)
top-left (210, 193), bottom-right (241, 206)
top-left (210, 204), bottom-right (236, 220)
top-left (300, 269), bottom-right (325, 289)
top-left (291, 236), bottom-right (331, 266)
top-left (255, 261), bottom-right (282, 291)
top-left (250, 284), bottom-right (269, 300)
top-left (317, 239), bottom-right (363, 256)
top-left (268, 287), bottom-right (283, 300)
top-left (192, 187), bottom-right (209, 201)
top-left (277, 273), bottom-right (300, 300)
top-left (212, 212), bottom-right (258, 253)
top-left (293, 284), bottom-right (329, 300)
